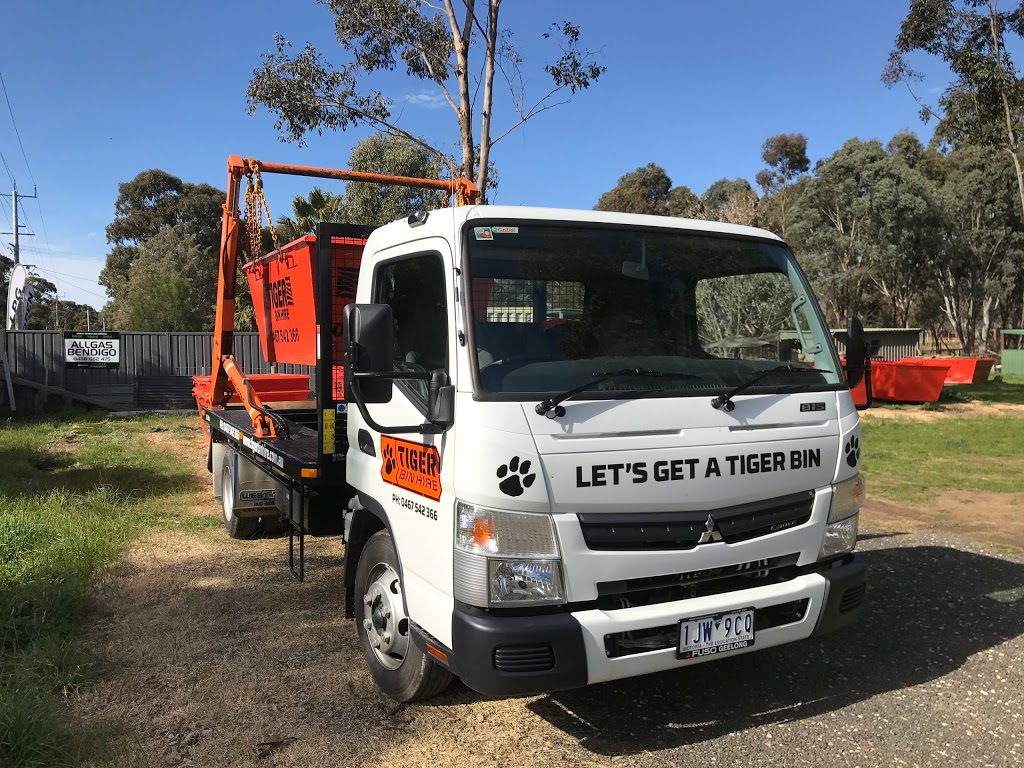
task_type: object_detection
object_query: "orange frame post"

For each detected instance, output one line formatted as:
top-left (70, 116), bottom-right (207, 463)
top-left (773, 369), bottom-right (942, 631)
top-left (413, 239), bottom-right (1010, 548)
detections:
top-left (202, 156), bottom-right (481, 438)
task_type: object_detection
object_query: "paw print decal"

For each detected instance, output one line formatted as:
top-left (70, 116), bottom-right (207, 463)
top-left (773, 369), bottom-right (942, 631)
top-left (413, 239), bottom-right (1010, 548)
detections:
top-left (497, 456), bottom-right (536, 497)
top-left (844, 434), bottom-right (861, 468)
top-left (383, 443), bottom-right (396, 475)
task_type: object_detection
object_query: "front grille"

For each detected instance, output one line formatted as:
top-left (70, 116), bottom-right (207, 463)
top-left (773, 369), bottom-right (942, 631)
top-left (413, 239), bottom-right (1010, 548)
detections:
top-left (493, 644), bottom-right (555, 672)
top-left (595, 554), bottom-right (800, 610)
top-left (604, 599), bottom-right (810, 658)
top-left (839, 582), bottom-right (867, 614)
top-left (577, 491), bottom-right (815, 551)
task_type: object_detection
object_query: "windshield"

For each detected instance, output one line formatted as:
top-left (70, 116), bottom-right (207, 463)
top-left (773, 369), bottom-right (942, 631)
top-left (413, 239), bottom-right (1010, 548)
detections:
top-left (464, 222), bottom-right (843, 399)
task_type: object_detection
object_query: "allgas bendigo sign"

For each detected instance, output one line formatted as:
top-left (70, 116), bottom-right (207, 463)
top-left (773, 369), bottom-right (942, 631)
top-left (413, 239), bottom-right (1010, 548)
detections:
top-left (64, 332), bottom-right (121, 369)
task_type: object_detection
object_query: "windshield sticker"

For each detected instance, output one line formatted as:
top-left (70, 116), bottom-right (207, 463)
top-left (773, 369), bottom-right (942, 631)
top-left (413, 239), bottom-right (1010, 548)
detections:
top-left (381, 436), bottom-right (442, 501)
top-left (474, 226), bottom-right (519, 240)
top-left (576, 450), bottom-right (821, 488)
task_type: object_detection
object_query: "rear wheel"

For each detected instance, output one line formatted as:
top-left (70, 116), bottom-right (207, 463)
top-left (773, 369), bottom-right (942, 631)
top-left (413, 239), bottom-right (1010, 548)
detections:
top-left (220, 455), bottom-right (287, 539)
top-left (221, 461), bottom-right (260, 539)
top-left (354, 530), bottom-right (453, 702)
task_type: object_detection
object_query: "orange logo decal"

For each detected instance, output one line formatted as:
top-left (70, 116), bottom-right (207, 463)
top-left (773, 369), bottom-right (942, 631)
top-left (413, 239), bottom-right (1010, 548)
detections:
top-left (380, 436), bottom-right (442, 501)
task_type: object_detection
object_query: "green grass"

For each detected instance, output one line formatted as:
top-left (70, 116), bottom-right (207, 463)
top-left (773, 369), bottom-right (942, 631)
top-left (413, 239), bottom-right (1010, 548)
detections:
top-left (943, 373), bottom-right (1024, 405)
top-left (861, 414), bottom-right (1024, 505)
top-left (0, 411), bottom-right (203, 768)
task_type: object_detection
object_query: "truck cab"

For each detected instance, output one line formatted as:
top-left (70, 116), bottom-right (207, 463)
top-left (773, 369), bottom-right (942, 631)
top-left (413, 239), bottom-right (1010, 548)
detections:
top-left (342, 206), bottom-right (866, 700)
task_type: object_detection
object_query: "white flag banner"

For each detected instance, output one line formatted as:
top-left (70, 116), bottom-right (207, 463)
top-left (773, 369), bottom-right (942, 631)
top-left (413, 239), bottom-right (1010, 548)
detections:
top-left (6, 264), bottom-right (35, 330)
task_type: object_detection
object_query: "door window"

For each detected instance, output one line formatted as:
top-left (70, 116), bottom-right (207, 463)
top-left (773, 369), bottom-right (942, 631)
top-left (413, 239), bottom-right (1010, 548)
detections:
top-left (375, 254), bottom-right (448, 402)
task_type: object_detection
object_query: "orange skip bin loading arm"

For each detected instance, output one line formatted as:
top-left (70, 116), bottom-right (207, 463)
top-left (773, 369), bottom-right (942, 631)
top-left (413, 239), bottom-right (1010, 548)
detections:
top-left (205, 156), bottom-right (481, 436)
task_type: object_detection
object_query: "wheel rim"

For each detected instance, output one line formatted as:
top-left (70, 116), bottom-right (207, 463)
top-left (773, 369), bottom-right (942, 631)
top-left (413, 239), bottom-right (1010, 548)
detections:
top-left (361, 562), bottom-right (410, 670)
top-left (221, 466), bottom-right (234, 523)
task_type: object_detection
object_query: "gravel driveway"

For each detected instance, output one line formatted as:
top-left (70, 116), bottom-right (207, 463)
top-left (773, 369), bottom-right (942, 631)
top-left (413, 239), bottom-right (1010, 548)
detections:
top-left (75, 521), bottom-right (1023, 767)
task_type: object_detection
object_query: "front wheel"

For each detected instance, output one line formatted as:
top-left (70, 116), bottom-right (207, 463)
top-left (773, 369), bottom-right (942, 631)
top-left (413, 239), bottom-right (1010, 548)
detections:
top-left (354, 530), bottom-right (453, 702)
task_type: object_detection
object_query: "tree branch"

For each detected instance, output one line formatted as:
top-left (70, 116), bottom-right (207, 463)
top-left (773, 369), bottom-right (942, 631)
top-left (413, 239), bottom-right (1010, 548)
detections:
top-left (316, 98), bottom-right (457, 175)
top-left (489, 89), bottom-right (570, 145)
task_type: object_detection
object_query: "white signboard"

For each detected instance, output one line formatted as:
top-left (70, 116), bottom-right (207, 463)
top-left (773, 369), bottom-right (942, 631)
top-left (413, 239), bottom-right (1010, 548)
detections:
top-left (64, 332), bottom-right (121, 369)
top-left (6, 264), bottom-right (36, 330)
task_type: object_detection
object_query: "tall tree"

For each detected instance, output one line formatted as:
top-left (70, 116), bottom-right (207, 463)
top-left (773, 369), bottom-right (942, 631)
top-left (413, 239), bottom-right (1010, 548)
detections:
top-left (120, 228), bottom-right (219, 332)
top-left (789, 136), bottom-right (949, 329)
top-left (100, 170), bottom-right (223, 328)
top-left (246, 1), bottom-right (604, 197)
top-left (701, 178), bottom-right (759, 226)
top-left (863, 145), bottom-right (946, 327)
top-left (342, 132), bottom-right (448, 224)
top-left (788, 139), bottom-right (888, 327)
top-left (668, 184), bottom-right (706, 219)
top-left (933, 145), bottom-right (1024, 351)
top-left (594, 163), bottom-right (673, 215)
top-left (755, 133), bottom-right (810, 237)
top-left (883, 0), bottom-right (1024, 219)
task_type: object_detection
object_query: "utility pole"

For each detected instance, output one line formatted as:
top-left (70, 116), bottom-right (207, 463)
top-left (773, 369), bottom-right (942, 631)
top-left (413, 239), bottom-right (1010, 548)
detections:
top-left (1, 182), bottom-right (37, 263)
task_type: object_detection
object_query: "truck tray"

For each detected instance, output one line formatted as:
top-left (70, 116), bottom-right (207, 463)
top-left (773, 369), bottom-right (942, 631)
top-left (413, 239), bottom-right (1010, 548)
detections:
top-left (206, 406), bottom-right (326, 477)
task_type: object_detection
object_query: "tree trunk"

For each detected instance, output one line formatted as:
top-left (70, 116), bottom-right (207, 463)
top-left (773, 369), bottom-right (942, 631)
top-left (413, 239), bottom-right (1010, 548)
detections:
top-left (474, 0), bottom-right (500, 198)
top-left (986, 2), bottom-right (1024, 222)
top-left (444, 0), bottom-right (476, 182)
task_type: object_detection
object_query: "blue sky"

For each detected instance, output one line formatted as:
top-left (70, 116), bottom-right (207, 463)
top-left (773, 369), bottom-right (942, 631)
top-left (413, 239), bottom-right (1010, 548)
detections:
top-left (0, 0), bottom-right (949, 308)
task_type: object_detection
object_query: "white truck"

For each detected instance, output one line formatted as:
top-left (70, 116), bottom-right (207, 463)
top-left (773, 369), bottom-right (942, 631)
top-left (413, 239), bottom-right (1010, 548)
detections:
top-left (198, 158), bottom-right (869, 702)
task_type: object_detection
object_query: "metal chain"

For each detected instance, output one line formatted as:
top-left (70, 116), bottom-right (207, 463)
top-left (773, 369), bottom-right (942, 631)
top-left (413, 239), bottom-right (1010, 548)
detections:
top-left (243, 161), bottom-right (281, 258)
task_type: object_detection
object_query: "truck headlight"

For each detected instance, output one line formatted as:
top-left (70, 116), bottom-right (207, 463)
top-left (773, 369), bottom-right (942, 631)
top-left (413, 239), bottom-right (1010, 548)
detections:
top-left (454, 501), bottom-right (565, 606)
top-left (819, 474), bottom-right (864, 560)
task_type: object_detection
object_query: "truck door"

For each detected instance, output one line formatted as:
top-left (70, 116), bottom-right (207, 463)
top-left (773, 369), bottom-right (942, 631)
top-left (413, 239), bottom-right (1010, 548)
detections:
top-left (346, 241), bottom-right (457, 645)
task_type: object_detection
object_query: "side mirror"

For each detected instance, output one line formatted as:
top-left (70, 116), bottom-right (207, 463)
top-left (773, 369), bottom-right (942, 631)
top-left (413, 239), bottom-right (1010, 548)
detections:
top-left (344, 303), bottom-right (393, 404)
top-left (844, 316), bottom-right (866, 388)
top-left (427, 369), bottom-right (455, 428)
top-left (343, 304), bottom-right (454, 435)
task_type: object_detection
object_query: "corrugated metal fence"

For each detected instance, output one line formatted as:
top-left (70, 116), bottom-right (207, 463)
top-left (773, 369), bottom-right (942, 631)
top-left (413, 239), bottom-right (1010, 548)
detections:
top-left (1, 331), bottom-right (313, 409)
top-left (831, 328), bottom-right (923, 362)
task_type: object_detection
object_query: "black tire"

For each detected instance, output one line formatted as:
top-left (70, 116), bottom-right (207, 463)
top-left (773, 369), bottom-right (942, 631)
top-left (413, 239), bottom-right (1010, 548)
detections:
top-left (354, 530), bottom-right (453, 702)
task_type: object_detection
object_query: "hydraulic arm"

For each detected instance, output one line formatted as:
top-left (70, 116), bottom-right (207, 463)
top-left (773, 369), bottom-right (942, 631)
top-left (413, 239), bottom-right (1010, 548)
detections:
top-left (203, 155), bottom-right (481, 437)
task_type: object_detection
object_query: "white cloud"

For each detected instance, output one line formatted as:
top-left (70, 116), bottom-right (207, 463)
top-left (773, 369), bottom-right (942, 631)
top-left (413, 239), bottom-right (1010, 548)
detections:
top-left (404, 92), bottom-right (447, 110)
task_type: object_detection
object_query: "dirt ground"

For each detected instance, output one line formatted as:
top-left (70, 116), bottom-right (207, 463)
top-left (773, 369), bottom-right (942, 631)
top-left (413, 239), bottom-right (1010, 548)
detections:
top-left (857, 404), bottom-right (1024, 550)
top-left (862, 400), bottom-right (1024, 422)
top-left (70, 423), bottom-right (1024, 767)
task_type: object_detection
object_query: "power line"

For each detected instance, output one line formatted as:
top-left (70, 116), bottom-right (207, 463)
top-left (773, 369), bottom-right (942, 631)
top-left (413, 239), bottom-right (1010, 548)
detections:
top-left (23, 262), bottom-right (109, 302)
top-left (0, 147), bottom-right (13, 188)
top-left (0, 71), bottom-right (35, 185)
top-left (1, 71), bottom-right (60, 285)
top-left (19, 258), bottom-right (103, 288)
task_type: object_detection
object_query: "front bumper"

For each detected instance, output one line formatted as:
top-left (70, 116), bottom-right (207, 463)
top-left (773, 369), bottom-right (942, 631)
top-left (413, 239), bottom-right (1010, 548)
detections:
top-left (452, 555), bottom-right (866, 696)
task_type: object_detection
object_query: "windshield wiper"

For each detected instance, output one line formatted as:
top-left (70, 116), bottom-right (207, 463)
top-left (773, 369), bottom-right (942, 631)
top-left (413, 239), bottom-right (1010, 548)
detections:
top-left (535, 368), bottom-right (694, 419)
top-left (710, 364), bottom-right (832, 412)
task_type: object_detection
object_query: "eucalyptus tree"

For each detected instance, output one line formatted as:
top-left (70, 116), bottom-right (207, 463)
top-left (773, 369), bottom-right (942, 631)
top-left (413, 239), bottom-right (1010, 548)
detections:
top-left (789, 139), bottom-right (899, 327)
top-left (756, 133), bottom-right (810, 238)
top-left (884, 0), bottom-right (1024, 218)
top-left (594, 163), bottom-right (673, 215)
top-left (247, 0), bottom-right (604, 197)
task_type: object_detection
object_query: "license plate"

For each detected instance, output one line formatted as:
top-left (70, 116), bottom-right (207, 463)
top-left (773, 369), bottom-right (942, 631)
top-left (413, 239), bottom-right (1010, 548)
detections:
top-left (677, 608), bottom-right (755, 659)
